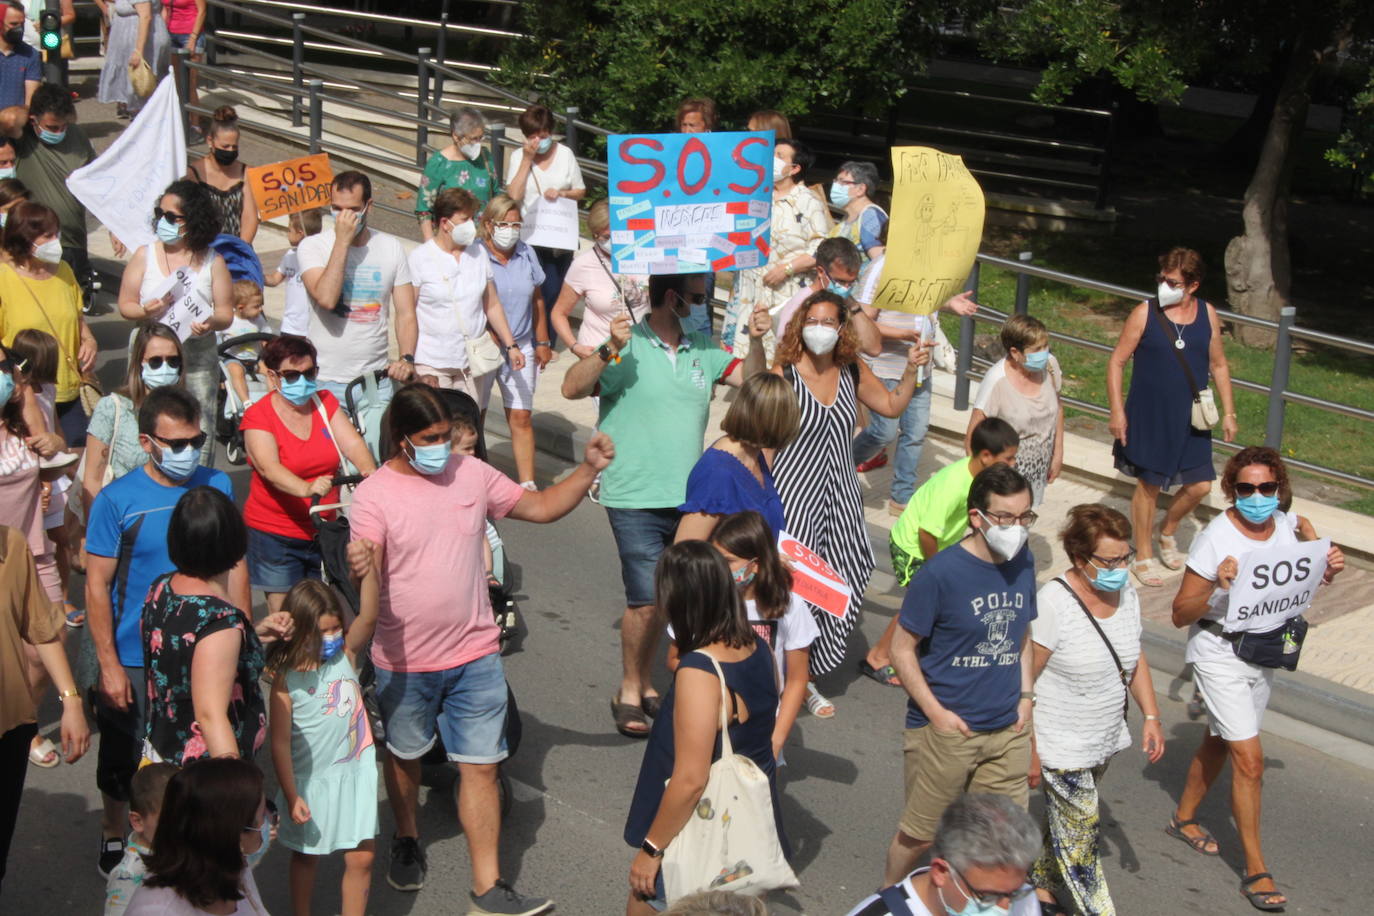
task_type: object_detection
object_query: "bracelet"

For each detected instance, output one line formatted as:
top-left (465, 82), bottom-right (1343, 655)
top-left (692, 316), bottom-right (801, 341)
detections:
top-left (505, 343), bottom-right (520, 351)
top-left (1144, 714), bottom-right (1161, 722)
top-left (785, 261), bottom-right (793, 278)
top-left (1225, 413), bottom-right (1237, 418)
top-left (535, 340), bottom-right (553, 348)
top-left (58, 688), bottom-right (80, 701)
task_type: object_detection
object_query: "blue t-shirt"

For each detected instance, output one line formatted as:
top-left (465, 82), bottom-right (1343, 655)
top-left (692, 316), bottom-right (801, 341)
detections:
top-left (481, 240), bottom-right (544, 344)
top-left (0, 44), bottom-right (40, 110)
top-left (898, 541), bottom-right (1037, 731)
top-left (678, 446), bottom-right (786, 536)
top-left (85, 465), bottom-right (235, 667)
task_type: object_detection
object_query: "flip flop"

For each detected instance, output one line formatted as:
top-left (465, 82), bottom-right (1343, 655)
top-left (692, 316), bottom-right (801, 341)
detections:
top-left (64, 605), bottom-right (85, 628)
top-left (1240, 872), bottom-right (1286, 912)
top-left (858, 660), bottom-right (901, 687)
top-left (611, 699), bottom-right (650, 738)
top-left (1165, 816), bottom-right (1220, 856)
top-left (640, 694), bottom-right (662, 719)
top-left (29, 736), bottom-right (59, 768)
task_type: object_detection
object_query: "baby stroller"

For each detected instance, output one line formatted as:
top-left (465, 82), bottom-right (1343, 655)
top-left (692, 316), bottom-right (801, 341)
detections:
top-left (215, 332), bottom-right (276, 465)
top-left (342, 369), bottom-right (391, 472)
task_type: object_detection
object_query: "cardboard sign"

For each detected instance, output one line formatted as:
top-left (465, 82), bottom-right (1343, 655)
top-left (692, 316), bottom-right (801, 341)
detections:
top-left (873, 147), bottom-right (985, 314)
top-left (607, 131), bottom-right (773, 274)
top-left (152, 267), bottom-right (213, 342)
top-left (1223, 538), bottom-right (1330, 633)
top-left (247, 153), bottom-right (334, 221)
top-left (777, 530), bottom-right (851, 619)
top-left (520, 194), bottom-right (580, 251)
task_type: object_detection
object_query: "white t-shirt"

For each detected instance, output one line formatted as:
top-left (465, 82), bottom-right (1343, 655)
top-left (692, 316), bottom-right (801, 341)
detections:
top-left (217, 313), bottom-right (270, 358)
top-left (297, 229), bottom-right (412, 383)
top-left (844, 867), bottom-right (1039, 916)
top-left (1030, 578), bottom-right (1141, 769)
top-left (857, 253), bottom-right (939, 382)
top-left (407, 240), bottom-right (493, 370)
top-left (668, 594), bottom-right (819, 689)
top-left (1184, 509), bottom-right (1299, 664)
top-left (276, 248), bottom-right (310, 337)
top-left (508, 142), bottom-right (585, 217)
top-left (123, 867), bottom-right (264, 915)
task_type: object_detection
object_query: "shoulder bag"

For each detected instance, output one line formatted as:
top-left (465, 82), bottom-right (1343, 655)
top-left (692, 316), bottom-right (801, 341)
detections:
top-left (1197, 617), bottom-right (1307, 672)
top-left (12, 266), bottom-right (103, 415)
top-left (448, 263), bottom-right (505, 377)
top-left (1053, 577), bottom-right (1132, 719)
top-left (68, 397), bottom-right (121, 523)
top-left (1149, 298), bottom-right (1218, 431)
top-left (661, 651), bottom-right (799, 902)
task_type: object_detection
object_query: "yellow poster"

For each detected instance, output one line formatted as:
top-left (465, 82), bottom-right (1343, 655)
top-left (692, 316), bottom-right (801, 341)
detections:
top-left (871, 147), bottom-right (985, 314)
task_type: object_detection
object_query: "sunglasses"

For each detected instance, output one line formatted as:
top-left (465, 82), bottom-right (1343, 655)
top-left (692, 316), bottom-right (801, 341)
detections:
top-left (277, 366), bottom-right (319, 383)
top-left (948, 864), bottom-right (1036, 908)
top-left (1234, 481), bottom-right (1279, 498)
top-left (143, 355), bottom-right (182, 370)
top-left (154, 207), bottom-right (187, 224)
top-left (1155, 273), bottom-right (1187, 290)
top-left (151, 432), bottom-right (208, 452)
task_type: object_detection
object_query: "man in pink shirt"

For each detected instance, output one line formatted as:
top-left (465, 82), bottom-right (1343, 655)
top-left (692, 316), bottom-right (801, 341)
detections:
top-left (348, 383), bottom-right (612, 915)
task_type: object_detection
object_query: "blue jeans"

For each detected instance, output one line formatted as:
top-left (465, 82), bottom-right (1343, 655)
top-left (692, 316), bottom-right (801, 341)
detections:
top-left (373, 652), bottom-right (509, 764)
top-left (605, 507), bottom-right (681, 607)
top-left (852, 380), bottom-right (931, 505)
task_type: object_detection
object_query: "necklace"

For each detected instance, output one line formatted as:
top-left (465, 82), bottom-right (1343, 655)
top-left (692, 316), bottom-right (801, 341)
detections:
top-left (1165, 302), bottom-right (1188, 350)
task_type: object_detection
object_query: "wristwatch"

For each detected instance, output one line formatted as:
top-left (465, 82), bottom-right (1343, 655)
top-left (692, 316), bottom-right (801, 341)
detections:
top-left (535, 340), bottom-right (553, 349)
top-left (597, 343), bottom-right (616, 362)
top-left (505, 343), bottom-right (520, 352)
top-left (58, 688), bottom-right (80, 701)
top-left (401, 353), bottom-right (415, 364)
top-left (641, 838), bottom-right (664, 859)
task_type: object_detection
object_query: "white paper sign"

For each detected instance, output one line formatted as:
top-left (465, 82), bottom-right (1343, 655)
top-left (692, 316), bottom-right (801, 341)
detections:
top-left (777, 530), bottom-right (851, 619)
top-left (153, 267), bottom-right (214, 342)
top-left (654, 203), bottom-right (732, 235)
top-left (66, 76), bottom-right (186, 252)
top-left (1224, 538), bottom-right (1329, 633)
top-left (521, 195), bottom-right (580, 251)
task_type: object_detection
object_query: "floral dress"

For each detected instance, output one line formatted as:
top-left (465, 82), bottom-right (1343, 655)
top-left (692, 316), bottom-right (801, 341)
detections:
top-left (142, 574), bottom-right (266, 765)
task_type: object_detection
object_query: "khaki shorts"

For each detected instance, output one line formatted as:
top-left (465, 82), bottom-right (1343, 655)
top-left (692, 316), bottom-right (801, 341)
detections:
top-left (899, 722), bottom-right (1031, 841)
top-left (414, 364), bottom-right (495, 411)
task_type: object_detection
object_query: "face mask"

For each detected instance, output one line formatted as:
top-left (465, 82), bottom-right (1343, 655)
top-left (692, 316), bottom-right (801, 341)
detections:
top-left (405, 436), bottom-right (450, 476)
top-left (829, 182), bottom-right (850, 208)
top-left (0, 211), bottom-right (7, 227)
top-left (36, 126), bottom-right (66, 145)
top-left (937, 881), bottom-right (1008, 916)
top-left (491, 225), bottom-right (519, 250)
top-left (243, 816), bottom-right (271, 869)
top-left (595, 238), bottom-right (611, 255)
top-left (976, 510), bottom-right (1029, 561)
top-left (212, 147), bottom-right (238, 166)
top-left (1235, 493), bottom-right (1279, 524)
top-left (278, 374), bottom-right (318, 405)
top-left (802, 324), bottom-right (839, 356)
top-left (320, 632), bottom-right (345, 661)
top-left (0, 166), bottom-right (14, 181)
top-left (155, 217), bottom-right (183, 245)
top-left (3, 27), bottom-right (23, 46)
top-left (33, 239), bottom-right (62, 264)
top-left (731, 564), bottom-right (755, 589)
top-left (827, 281), bottom-right (852, 298)
top-left (460, 141), bottom-right (482, 160)
top-left (449, 218), bottom-right (476, 248)
top-left (153, 440), bottom-right (200, 483)
top-left (772, 156), bottom-right (788, 183)
top-left (0, 372), bottom-right (12, 409)
top-left (1157, 281), bottom-right (1184, 307)
top-left (1021, 349), bottom-right (1050, 372)
top-left (141, 362), bottom-right (180, 389)
top-left (535, 136), bottom-right (553, 155)
top-left (1088, 564), bottom-right (1129, 593)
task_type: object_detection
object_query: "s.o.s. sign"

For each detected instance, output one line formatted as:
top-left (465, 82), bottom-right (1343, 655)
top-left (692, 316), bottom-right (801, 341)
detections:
top-left (1223, 538), bottom-right (1330, 633)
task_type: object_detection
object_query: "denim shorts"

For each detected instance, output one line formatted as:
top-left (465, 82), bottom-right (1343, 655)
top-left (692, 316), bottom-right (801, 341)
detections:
top-left (373, 651), bottom-right (508, 764)
top-left (56, 398), bottom-right (90, 448)
top-left (247, 526), bottom-right (322, 593)
top-left (604, 507), bottom-right (681, 607)
top-left (169, 31), bottom-right (207, 55)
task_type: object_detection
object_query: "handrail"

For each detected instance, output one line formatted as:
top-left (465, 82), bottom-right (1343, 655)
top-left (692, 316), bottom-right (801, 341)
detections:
top-left (215, 0), bottom-right (523, 39)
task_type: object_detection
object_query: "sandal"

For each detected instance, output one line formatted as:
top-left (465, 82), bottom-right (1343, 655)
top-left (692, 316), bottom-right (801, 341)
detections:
top-left (858, 660), bottom-right (901, 687)
top-left (805, 682), bottom-right (835, 718)
top-left (610, 699), bottom-right (650, 738)
top-left (640, 694), bottom-right (662, 719)
top-left (1165, 816), bottom-right (1220, 856)
top-left (1132, 558), bottom-right (1165, 588)
top-left (28, 736), bottom-right (59, 768)
top-left (1158, 532), bottom-right (1185, 570)
top-left (1240, 872), bottom-right (1286, 912)
top-left (64, 604), bottom-right (85, 628)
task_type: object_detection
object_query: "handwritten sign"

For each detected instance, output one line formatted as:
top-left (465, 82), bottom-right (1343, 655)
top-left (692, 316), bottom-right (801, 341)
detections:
top-left (777, 530), bottom-right (851, 619)
top-left (607, 131), bottom-right (773, 275)
top-left (152, 267), bottom-right (213, 342)
top-left (520, 195), bottom-right (579, 251)
top-left (873, 147), bottom-right (985, 315)
top-left (1224, 539), bottom-right (1329, 634)
top-left (247, 153), bottom-right (334, 222)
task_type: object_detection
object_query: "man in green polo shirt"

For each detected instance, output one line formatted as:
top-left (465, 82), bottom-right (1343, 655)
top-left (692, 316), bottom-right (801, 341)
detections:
top-left (859, 416), bottom-right (1020, 686)
top-left (563, 273), bottom-right (768, 738)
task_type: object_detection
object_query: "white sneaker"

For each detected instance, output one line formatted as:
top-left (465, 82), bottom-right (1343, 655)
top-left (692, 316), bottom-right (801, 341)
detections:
top-left (520, 480), bottom-right (537, 491)
top-left (39, 451), bottom-right (78, 470)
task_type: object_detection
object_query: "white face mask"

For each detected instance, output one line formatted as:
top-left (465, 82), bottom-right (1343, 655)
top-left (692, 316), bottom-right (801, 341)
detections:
top-left (449, 218), bottom-right (476, 248)
top-left (773, 156), bottom-right (789, 183)
top-left (976, 510), bottom-right (1029, 561)
top-left (459, 140), bottom-right (482, 160)
top-left (491, 225), bottom-right (519, 250)
top-left (802, 324), bottom-right (839, 356)
top-left (1157, 281), bottom-right (1185, 307)
top-left (595, 237), bottom-right (611, 255)
top-left (33, 239), bottom-right (63, 264)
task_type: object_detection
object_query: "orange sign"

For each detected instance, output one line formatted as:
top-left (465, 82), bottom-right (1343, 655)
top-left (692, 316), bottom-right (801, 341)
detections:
top-left (247, 154), bottom-right (334, 221)
top-left (778, 531), bottom-right (851, 619)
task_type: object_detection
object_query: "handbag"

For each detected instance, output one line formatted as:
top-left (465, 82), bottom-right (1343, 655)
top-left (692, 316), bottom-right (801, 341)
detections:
top-left (1149, 299), bottom-right (1218, 431)
top-left (661, 651), bottom-right (799, 902)
top-left (1198, 617), bottom-right (1307, 672)
top-left (448, 271), bottom-right (504, 377)
top-left (1054, 578), bottom-right (1131, 719)
top-left (13, 267), bottom-right (103, 415)
top-left (128, 57), bottom-right (156, 98)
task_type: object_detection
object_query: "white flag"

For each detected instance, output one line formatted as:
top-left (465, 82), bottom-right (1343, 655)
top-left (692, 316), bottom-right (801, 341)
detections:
top-left (66, 76), bottom-right (187, 252)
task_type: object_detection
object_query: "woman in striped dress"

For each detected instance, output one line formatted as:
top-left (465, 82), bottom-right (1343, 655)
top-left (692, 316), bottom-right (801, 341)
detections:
top-left (770, 291), bottom-right (930, 717)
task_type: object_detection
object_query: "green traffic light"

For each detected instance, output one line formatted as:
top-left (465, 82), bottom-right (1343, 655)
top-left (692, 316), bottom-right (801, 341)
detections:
top-left (41, 32), bottom-right (59, 50)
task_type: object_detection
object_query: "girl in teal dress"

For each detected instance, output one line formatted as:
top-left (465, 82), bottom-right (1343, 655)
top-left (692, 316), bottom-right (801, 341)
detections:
top-left (268, 545), bottom-right (380, 916)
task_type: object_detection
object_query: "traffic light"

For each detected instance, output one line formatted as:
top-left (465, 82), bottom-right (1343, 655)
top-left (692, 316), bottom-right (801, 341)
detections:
top-left (39, 9), bottom-right (60, 53)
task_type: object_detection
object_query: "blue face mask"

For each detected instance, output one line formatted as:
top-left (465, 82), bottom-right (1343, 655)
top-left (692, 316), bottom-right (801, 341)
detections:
top-left (829, 182), bottom-right (850, 208)
top-left (1236, 493), bottom-right (1279, 524)
top-left (0, 371), bottom-right (13, 408)
top-left (0, 166), bottom-right (13, 181)
top-left (243, 815), bottom-right (271, 869)
top-left (155, 216), bottom-right (182, 244)
top-left (1089, 565), bottom-right (1129, 593)
top-left (141, 363), bottom-right (180, 389)
top-left (36, 127), bottom-right (65, 145)
top-left (278, 375), bottom-right (318, 405)
top-left (731, 564), bottom-right (755, 589)
top-left (938, 876), bottom-right (1009, 916)
top-left (405, 436), bottom-right (450, 476)
top-left (320, 632), bottom-right (345, 661)
top-left (153, 440), bottom-right (200, 482)
top-left (536, 136), bottom-right (553, 155)
top-left (827, 281), bottom-right (852, 298)
top-left (1022, 349), bottom-right (1050, 372)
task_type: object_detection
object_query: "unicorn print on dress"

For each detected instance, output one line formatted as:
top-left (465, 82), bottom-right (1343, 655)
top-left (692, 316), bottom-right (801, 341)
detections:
top-left (323, 677), bottom-right (373, 764)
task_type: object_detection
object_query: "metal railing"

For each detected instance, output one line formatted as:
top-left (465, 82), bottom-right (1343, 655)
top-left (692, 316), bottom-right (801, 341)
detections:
top-left (952, 256), bottom-right (1374, 491)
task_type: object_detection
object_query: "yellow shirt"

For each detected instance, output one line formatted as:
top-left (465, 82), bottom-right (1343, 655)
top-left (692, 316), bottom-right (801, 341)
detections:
top-left (0, 261), bottom-right (83, 401)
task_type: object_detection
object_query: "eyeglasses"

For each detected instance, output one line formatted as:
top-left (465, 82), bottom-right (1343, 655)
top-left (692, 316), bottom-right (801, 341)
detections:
top-left (1234, 481), bottom-right (1279, 498)
top-left (151, 431), bottom-right (208, 452)
top-left (143, 355), bottom-right (182, 371)
top-left (277, 366), bottom-right (319, 383)
top-left (804, 317), bottom-right (841, 328)
top-left (949, 865), bottom-right (1036, 909)
top-left (1090, 548), bottom-right (1137, 570)
top-left (491, 221), bottom-right (523, 231)
top-left (243, 800), bottom-right (280, 832)
top-left (978, 508), bottom-right (1038, 528)
top-left (834, 178), bottom-right (858, 187)
top-left (154, 207), bottom-right (187, 224)
top-left (1155, 273), bottom-right (1187, 290)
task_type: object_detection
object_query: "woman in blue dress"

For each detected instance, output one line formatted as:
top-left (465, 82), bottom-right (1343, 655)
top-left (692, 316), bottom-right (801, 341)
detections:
top-left (675, 372), bottom-right (800, 543)
top-left (1107, 248), bottom-right (1238, 588)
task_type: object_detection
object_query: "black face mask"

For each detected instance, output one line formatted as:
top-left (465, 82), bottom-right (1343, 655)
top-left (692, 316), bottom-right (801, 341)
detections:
top-left (212, 147), bottom-right (238, 166)
top-left (3, 27), bottom-right (23, 46)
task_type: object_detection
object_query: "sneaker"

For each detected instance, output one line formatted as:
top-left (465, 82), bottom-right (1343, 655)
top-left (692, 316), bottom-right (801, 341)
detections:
top-left (98, 836), bottom-right (125, 878)
top-left (519, 480), bottom-right (538, 491)
top-left (855, 451), bottom-right (888, 473)
top-left (469, 879), bottom-right (553, 915)
top-left (388, 835), bottom-right (427, 891)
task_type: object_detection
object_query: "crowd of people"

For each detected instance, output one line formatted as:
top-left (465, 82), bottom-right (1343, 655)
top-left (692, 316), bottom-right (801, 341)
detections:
top-left (0, 63), bottom-right (1352, 916)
